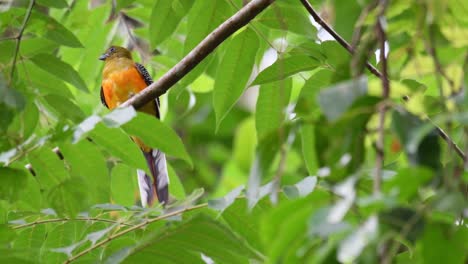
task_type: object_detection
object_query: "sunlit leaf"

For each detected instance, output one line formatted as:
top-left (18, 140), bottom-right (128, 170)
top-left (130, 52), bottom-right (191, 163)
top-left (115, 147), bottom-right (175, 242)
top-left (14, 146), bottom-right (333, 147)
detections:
top-left (213, 28), bottom-right (259, 129)
top-left (30, 54), bottom-right (88, 92)
top-left (253, 56), bottom-right (321, 85)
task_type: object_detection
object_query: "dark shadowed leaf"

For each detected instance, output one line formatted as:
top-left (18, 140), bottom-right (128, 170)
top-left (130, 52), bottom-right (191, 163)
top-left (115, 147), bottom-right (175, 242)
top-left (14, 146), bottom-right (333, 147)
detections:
top-left (317, 76), bottom-right (367, 121)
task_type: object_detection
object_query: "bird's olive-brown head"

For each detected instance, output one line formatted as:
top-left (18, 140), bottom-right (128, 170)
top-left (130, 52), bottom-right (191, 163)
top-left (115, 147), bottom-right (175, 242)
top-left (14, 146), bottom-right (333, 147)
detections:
top-left (99, 46), bottom-right (132, 61)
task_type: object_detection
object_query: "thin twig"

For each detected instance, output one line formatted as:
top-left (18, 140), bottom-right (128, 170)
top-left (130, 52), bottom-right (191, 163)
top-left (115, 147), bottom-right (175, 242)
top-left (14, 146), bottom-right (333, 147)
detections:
top-left (65, 203), bottom-right (208, 263)
top-left (299, 0), bottom-right (466, 162)
top-left (12, 217), bottom-right (134, 230)
top-left (121, 0), bottom-right (275, 109)
top-left (299, 0), bottom-right (382, 78)
top-left (9, 0), bottom-right (35, 85)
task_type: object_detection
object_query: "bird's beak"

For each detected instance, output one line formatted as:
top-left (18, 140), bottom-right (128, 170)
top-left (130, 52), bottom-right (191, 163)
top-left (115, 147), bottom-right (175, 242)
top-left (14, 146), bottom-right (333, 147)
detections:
top-left (98, 53), bottom-right (109, 61)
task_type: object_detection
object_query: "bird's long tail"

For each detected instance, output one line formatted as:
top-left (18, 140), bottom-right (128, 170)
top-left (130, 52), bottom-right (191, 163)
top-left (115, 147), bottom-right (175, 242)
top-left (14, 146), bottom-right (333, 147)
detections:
top-left (136, 149), bottom-right (169, 207)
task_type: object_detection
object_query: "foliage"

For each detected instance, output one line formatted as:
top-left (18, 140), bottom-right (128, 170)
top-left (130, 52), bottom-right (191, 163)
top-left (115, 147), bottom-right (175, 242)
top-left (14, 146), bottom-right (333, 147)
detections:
top-left (1, 0), bottom-right (467, 263)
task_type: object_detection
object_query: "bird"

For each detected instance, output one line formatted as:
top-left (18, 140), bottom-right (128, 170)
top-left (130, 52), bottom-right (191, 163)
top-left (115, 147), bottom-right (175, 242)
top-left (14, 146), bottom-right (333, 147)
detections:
top-left (99, 46), bottom-right (169, 206)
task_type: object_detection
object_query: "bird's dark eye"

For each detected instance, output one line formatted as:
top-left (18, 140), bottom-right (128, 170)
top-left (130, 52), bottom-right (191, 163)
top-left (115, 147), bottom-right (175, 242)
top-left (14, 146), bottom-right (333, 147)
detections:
top-left (109, 47), bottom-right (115, 53)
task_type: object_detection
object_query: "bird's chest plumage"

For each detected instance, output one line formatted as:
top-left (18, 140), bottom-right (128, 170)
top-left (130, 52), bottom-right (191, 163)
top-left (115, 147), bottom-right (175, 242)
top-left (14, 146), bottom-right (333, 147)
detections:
top-left (102, 62), bottom-right (147, 109)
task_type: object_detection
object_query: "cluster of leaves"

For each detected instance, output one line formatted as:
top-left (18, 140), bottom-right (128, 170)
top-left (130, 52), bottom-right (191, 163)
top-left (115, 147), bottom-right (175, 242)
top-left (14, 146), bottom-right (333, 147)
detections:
top-left (1, 0), bottom-right (467, 263)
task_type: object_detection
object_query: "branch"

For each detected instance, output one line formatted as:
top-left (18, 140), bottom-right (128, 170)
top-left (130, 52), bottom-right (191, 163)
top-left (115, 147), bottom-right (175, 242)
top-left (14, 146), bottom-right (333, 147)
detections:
top-left (65, 203), bottom-right (208, 263)
top-left (299, 0), bottom-right (466, 162)
top-left (12, 217), bottom-right (134, 230)
top-left (374, 1), bottom-right (389, 196)
top-left (9, 0), bottom-right (35, 85)
top-left (121, 0), bottom-right (275, 109)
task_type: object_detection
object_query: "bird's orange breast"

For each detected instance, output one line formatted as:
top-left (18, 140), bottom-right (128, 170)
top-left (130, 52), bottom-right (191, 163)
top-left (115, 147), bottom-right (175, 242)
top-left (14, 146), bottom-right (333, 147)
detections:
top-left (102, 66), bottom-right (147, 109)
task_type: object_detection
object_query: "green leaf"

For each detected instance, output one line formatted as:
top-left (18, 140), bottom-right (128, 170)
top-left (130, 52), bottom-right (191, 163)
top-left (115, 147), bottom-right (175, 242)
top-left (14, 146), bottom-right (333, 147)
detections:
top-left (47, 177), bottom-right (89, 216)
top-left (258, 3), bottom-right (316, 36)
top-left (252, 55), bottom-right (320, 85)
top-left (0, 224), bottom-right (16, 244)
top-left (30, 54), bottom-right (88, 92)
top-left (300, 124), bottom-right (318, 175)
top-left (113, 216), bottom-right (260, 263)
top-left (213, 28), bottom-right (259, 129)
top-left (60, 140), bottom-right (110, 204)
top-left (255, 78), bottom-right (292, 139)
top-left (149, 0), bottom-right (194, 47)
top-left (420, 223), bottom-right (468, 264)
top-left (283, 176), bottom-right (317, 198)
top-left (32, 11), bottom-right (83, 48)
top-left (41, 221), bottom-right (87, 262)
top-left (28, 147), bottom-right (69, 188)
top-left (43, 94), bottom-right (85, 122)
top-left (122, 112), bottom-right (192, 167)
top-left (383, 167), bottom-right (433, 202)
top-left (0, 168), bottom-right (28, 202)
top-left (317, 76), bottom-right (367, 121)
top-left (111, 163), bottom-right (139, 206)
top-left (391, 110), bottom-right (441, 171)
top-left (89, 123), bottom-right (147, 170)
top-left (36, 0), bottom-right (68, 8)
top-left (167, 163), bottom-right (186, 199)
top-left (180, 0), bottom-right (231, 86)
top-left (12, 224), bottom-right (47, 261)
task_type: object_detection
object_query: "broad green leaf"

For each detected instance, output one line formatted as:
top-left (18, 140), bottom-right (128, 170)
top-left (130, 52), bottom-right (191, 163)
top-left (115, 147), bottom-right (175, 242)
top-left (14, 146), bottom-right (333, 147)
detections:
top-left (41, 221), bottom-right (87, 262)
top-left (111, 163), bottom-right (139, 206)
top-left (36, 0), bottom-right (68, 8)
top-left (295, 69), bottom-right (334, 118)
top-left (383, 167), bottom-right (433, 202)
top-left (317, 76), bottom-right (367, 121)
top-left (420, 223), bottom-right (468, 264)
top-left (167, 163), bottom-right (186, 199)
top-left (258, 3), bottom-right (316, 36)
top-left (19, 61), bottom-right (73, 98)
top-left (149, 0), bottom-right (194, 47)
top-left (59, 140), bottom-right (110, 204)
top-left (222, 198), bottom-right (271, 253)
top-left (43, 94), bottom-right (85, 122)
top-left (0, 168), bottom-right (27, 202)
top-left (32, 10), bottom-right (83, 48)
top-left (47, 177), bottom-right (89, 216)
top-left (252, 55), bottom-right (320, 85)
top-left (7, 101), bottom-right (39, 140)
top-left (255, 78), bottom-right (292, 139)
top-left (233, 117), bottom-right (257, 172)
top-left (300, 124), bottom-right (318, 175)
top-left (213, 28), bottom-right (259, 129)
top-left (113, 216), bottom-right (260, 263)
top-left (30, 54), bottom-right (88, 92)
top-left (122, 112), bottom-right (192, 166)
top-left (179, 0), bottom-right (231, 86)
top-left (89, 124), bottom-right (147, 170)
top-left (28, 147), bottom-right (69, 189)
top-left (12, 225), bottom-right (47, 261)
top-left (260, 191), bottom-right (330, 262)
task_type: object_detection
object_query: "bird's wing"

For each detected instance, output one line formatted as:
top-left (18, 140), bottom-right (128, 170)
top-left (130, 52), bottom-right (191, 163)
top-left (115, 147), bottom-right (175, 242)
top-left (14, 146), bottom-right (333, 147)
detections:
top-left (134, 62), bottom-right (160, 119)
top-left (100, 86), bottom-right (108, 108)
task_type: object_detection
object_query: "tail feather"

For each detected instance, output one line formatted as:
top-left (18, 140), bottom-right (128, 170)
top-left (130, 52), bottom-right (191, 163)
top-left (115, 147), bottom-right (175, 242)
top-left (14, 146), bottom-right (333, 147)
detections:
top-left (137, 149), bottom-right (169, 206)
